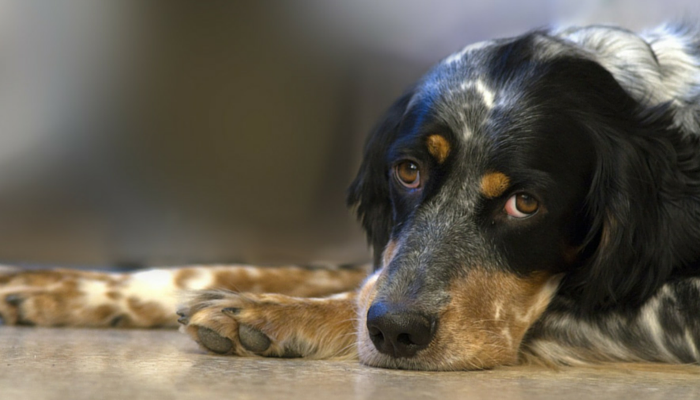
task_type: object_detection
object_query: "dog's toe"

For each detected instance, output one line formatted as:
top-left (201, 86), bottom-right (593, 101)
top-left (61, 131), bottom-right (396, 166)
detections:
top-left (238, 324), bottom-right (271, 353)
top-left (197, 327), bottom-right (233, 354)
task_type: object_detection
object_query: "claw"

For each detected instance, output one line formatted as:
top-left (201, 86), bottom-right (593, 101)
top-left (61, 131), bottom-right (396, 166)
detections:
top-left (176, 309), bottom-right (190, 325)
top-left (221, 307), bottom-right (241, 316)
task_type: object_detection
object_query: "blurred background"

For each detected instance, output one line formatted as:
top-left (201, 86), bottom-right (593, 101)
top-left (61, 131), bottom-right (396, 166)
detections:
top-left (1, 0), bottom-right (699, 268)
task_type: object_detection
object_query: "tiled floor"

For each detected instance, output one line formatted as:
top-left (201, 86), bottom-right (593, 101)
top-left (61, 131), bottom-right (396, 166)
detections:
top-left (1, 327), bottom-right (699, 400)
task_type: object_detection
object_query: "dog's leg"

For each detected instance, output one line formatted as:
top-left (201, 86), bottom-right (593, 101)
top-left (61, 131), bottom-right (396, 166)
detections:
top-left (0, 265), bottom-right (367, 328)
top-left (178, 290), bottom-right (359, 359)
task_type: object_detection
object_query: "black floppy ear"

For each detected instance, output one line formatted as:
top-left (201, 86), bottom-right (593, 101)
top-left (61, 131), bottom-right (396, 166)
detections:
top-left (534, 55), bottom-right (700, 312)
top-left (569, 104), bottom-right (699, 312)
top-left (347, 90), bottom-right (414, 269)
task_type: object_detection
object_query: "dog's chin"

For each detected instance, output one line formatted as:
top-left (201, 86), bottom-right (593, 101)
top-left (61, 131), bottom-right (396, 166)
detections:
top-left (357, 337), bottom-right (519, 371)
top-left (355, 317), bottom-right (521, 371)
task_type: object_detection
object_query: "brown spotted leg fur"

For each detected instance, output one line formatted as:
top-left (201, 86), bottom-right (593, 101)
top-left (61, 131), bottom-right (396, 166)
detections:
top-left (0, 265), bottom-right (367, 328)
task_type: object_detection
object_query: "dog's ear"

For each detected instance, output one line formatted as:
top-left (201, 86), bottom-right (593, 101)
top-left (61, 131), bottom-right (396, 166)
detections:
top-left (347, 90), bottom-right (414, 269)
top-left (530, 55), bottom-right (700, 312)
top-left (567, 97), bottom-right (697, 312)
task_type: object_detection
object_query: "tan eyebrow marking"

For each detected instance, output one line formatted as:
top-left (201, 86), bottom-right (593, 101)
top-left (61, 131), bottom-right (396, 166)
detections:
top-left (426, 135), bottom-right (451, 164)
top-left (480, 172), bottom-right (511, 198)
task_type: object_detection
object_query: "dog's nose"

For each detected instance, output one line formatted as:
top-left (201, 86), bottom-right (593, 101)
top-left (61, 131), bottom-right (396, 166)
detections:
top-left (366, 301), bottom-right (435, 358)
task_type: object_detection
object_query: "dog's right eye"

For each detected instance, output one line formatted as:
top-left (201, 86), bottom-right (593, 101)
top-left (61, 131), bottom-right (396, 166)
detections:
top-left (504, 193), bottom-right (540, 218)
top-left (394, 161), bottom-right (421, 189)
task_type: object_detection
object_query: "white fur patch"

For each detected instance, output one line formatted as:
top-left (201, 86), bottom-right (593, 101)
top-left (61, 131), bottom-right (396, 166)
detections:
top-left (79, 279), bottom-right (112, 308)
top-left (122, 269), bottom-right (179, 312)
top-left (474, 80), bottom-right (495, 109)
top-left (179, 269), bottom-right (214, 290)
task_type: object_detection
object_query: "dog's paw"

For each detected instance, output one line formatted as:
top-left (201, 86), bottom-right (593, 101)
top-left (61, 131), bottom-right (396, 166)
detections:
top-left (178, 291), bottom-right (301, 357)
top-left (0, 269), bottom-right (93, 326)
top-left (178, 290), bottom-right (359, 359)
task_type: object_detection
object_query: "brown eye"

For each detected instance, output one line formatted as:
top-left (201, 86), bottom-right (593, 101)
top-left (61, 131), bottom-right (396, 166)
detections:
top-left (395, 161), bottom-right (421, 188)
top-left (504, 193), bottom-right (539, 218)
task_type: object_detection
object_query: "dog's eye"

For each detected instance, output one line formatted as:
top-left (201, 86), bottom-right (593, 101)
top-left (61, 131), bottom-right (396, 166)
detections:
top-left (394, 161), bottom-right (421, 188)
top-left (504, 193), bottom-right (539, 218)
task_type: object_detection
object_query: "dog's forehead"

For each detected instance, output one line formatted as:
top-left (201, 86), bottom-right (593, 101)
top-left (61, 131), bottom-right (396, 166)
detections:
top-left (409, 40), bottom-right (500, 135)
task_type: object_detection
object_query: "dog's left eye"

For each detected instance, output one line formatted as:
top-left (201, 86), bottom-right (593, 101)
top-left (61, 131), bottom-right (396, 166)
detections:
top-left (504, 193), bottom-right (539, 218)
top-left (394, 161), bottom-right (421, 189)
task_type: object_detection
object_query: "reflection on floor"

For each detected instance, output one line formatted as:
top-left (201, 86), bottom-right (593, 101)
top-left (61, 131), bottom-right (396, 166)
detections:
top-left (1, 327), bottom-right (699, 400)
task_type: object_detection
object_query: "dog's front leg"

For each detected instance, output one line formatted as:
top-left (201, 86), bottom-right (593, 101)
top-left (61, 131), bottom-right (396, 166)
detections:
top-left (0, 265), bottom-right (366, 328)
top-left (179, 291), bottom-right (359, 359)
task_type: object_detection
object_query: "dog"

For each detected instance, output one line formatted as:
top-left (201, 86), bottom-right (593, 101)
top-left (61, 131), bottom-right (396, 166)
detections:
top-left (1, 23), bottom-right (700, 371)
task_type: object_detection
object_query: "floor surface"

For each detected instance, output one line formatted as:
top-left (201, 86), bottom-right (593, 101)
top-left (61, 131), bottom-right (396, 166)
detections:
top-left (1, 327), bottom-right (699, 400)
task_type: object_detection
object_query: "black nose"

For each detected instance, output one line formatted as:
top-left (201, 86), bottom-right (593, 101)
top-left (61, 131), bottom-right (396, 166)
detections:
top-left (366, 301), bottom-right (435, 358)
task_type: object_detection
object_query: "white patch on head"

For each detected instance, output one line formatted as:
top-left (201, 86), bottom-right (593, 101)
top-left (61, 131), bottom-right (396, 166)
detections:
top-left (463, 125), bottom-right (473, 139)
top-left (474, 80), bottom-right (495, 109)
top-left (458, 79), bottom-right (496, 112)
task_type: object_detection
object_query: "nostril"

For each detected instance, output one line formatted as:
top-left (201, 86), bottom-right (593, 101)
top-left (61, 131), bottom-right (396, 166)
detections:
top-left (396, 333), bottom-right (412, 346)
top-left (368, 326), bottom-right (384, 342)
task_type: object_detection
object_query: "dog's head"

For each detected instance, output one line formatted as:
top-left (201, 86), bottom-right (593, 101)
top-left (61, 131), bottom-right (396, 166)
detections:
top-left (348, 29), bottom-right (694, 370)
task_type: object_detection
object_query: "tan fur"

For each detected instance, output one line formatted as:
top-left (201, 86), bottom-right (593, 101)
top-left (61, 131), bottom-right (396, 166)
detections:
top-left (182, 291), bottom-right (359, 359)
top-left (433, 270), bottom-right (558, 369)
top-left (426, 135), bottom-right (451, 164)
top-left (356, 268), bottom-right (561, 370)
top-left (127, 298), bottom-right (172, 326)
top-left (480, 172), bottom-right (511, 198)
top-left (106, 291), bottom-right (122, 300)
top-left (173, 268), bottom-right (199, 289)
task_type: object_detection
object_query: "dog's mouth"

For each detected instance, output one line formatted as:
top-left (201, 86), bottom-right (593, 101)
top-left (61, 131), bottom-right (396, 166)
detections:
top-left (356, 269), bottom-right (561, 370)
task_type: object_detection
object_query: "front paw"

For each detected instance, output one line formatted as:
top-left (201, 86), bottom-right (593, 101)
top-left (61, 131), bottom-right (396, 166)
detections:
top-left (0, 270), bottom-right (72, 326)
top-left (178, 291), bottom-right (298, 357)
